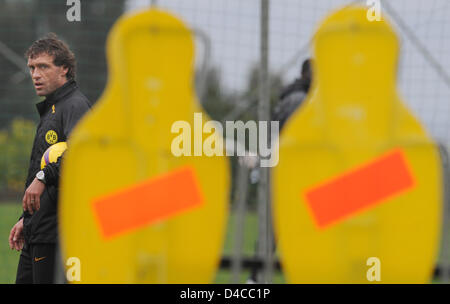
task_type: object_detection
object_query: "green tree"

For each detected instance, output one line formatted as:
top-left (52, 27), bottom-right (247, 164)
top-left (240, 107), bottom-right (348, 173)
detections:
top-left (0, 118), bottom-right (35, 193)
top-left (0, 0), bottom-right (126, 130)
top-left (197, 66), bottom-right (235, 121)
top-left (239, 63), bottom-right (284, 122)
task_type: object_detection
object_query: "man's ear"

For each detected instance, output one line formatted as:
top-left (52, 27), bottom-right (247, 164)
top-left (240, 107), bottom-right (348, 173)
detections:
top-left (61, 66), bottom-right (69, 79)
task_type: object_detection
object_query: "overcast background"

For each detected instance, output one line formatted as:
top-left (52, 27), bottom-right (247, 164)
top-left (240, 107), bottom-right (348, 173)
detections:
top-left (126, 0), bottom-right (450, 143)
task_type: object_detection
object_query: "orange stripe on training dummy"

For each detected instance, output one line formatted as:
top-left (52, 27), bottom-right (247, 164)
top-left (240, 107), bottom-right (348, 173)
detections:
top-left (92, 167), bottom-right (203, 239)
top-left (305, 149), bottom-right (414, 229)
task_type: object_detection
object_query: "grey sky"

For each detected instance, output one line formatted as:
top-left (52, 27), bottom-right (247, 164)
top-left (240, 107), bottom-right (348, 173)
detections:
top-left (126, 0), bottom-right (450, 143)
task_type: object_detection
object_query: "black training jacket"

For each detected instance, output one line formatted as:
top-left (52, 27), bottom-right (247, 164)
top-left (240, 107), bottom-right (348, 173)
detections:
top-left (21, 79), bottom-right (91, 244)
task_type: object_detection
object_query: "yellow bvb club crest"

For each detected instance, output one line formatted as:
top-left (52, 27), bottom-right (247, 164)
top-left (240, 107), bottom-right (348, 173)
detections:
top-left (45, 130), bottom-right (58, 144)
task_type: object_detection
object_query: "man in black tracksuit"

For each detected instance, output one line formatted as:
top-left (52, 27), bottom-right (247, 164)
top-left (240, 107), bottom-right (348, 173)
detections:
top-left (8, 34), bottom-right (91, 283)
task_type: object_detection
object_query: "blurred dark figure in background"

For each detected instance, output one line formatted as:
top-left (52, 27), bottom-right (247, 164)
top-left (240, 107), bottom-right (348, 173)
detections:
top-left (247, 58), bottom-right (313, 284)
top-left (272, 58), bottom-right (312, 130)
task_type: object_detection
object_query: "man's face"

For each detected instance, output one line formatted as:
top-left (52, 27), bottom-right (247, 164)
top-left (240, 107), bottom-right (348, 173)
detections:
top-left (27, 53), bottom-right (68, 96)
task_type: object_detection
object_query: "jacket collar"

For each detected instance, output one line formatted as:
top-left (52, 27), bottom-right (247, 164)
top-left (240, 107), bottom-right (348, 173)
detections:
top-left (35, 79), bottom-right (77, 116)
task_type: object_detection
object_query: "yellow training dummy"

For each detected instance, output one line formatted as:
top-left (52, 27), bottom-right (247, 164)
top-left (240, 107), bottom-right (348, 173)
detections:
top-left (59, 9), bottom-right (229, 283)
top-left (273, 6), bottom-right (442, 283)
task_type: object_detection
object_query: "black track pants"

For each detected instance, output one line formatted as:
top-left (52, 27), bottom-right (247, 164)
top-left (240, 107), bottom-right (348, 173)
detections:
top-left (15, 243), bottom-right (56, 284)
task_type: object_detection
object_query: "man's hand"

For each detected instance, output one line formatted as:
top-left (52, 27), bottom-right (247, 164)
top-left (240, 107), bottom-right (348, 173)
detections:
top-left (9, 218), bottom-right (24, 251)
top-left (23, 177), bottom-right (45, 215)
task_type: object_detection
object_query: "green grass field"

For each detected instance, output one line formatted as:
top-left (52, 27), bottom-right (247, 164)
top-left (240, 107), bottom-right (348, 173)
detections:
top-left (1, 201), bottom-right (447, 284)
top-left (214, 210), bottom-right (286, 283)
top-left (0, 202), bottom-right (22, 283)
top-left (0, 202), bottom-right (285, 284)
